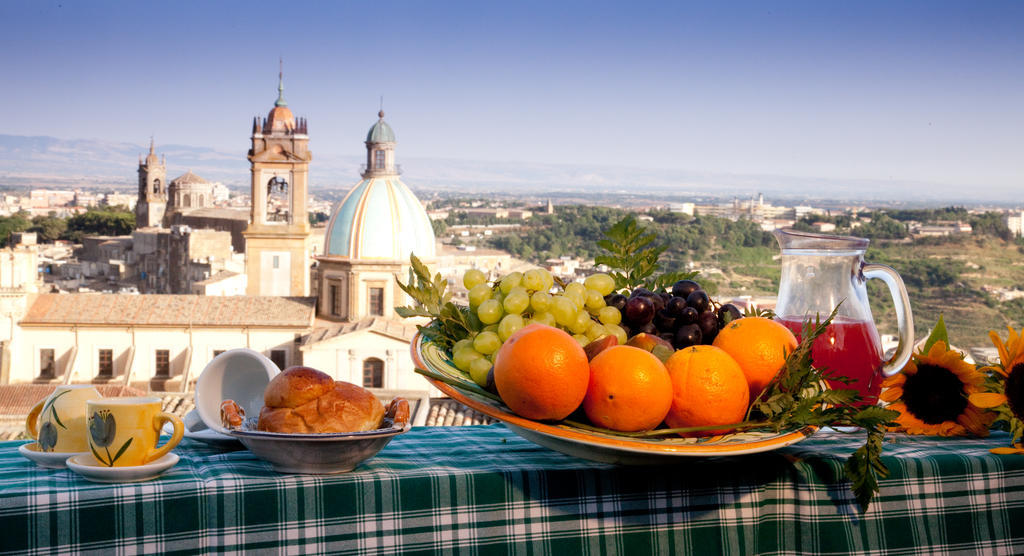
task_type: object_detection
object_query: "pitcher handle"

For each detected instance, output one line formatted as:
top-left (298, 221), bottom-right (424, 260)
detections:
top-left (863, 263), bottom-right (915, 376)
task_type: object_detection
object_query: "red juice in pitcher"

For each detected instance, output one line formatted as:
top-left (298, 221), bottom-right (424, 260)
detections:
top-left (776, 316), bottom-right (885, 404)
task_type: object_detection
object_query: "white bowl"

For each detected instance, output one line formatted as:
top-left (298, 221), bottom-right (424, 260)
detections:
top-left (195, 348), bottom-right (279, 435)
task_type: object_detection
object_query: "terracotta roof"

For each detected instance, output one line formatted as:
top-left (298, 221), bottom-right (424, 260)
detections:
top-left (266, 105), bottom-right (296, 133)
top-left (425, 398), bottom-right (497, 426)
top-left (193, 270), bottom-right (240, 286)
top-left (21, 294), bottom-right (316, 328)
top-left (159, 392), bottom-right (195, 418)
top-left (302, 317), bottom-right (418, 347)
top-left (0, 384), bottom-right (149, 416)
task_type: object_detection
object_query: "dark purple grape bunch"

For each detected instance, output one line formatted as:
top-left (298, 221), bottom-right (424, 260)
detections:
top-left (610, 279), bottom-right (743, 350)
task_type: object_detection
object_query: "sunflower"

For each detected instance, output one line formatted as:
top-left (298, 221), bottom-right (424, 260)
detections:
top-left (880, 340), bottom-right (993, 436)
top-left (968, 327), bottom-right (1024, 454)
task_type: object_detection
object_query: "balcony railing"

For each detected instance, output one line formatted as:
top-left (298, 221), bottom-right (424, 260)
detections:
top-left (359, 164), bottom-right (403, 176)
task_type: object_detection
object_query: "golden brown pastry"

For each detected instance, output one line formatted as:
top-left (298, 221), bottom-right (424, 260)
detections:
top-left (256, 366), bottom-right (386, 433)
top-left (220, 400), bottom-right (245, 429)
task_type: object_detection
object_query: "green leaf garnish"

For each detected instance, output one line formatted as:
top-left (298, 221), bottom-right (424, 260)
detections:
top-left (921, 313), bottom-right (948, 353)
top-left (395, 254), bottom-right (478, 352)
top-left (744, 305), bottom-right (898, 511)
top-left (594, 215), bottom-right (697, 292)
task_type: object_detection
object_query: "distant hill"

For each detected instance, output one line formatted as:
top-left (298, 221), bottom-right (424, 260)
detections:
top-left (0, 134), bottom-right (1016, 206)
top-left (0, 134), bottom-right (250, 189)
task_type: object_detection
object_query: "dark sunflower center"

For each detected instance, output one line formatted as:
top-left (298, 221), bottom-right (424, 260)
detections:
top-left (1006, 363), bottom-right (1024, 421)
top-left (901, 363), bottom-right (968, 424)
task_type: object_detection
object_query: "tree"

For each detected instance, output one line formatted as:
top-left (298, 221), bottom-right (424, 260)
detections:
top-left (0, 212), bottom-right (32, 247)
top-left (858, 214), bottom-right (907, 239)
top-left (969, 212), bottom-right (1012, 241)
top-left (30, 214), bottom-right (67, 242)
top-left (308, 211), bottom-right (329, 227)
top-left (431, 218), bottom-right (448, 237)
top-left (63, 208), bottom-right (135, 241)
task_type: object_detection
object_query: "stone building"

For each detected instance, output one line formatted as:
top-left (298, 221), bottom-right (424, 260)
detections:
top-left (167, 170), bottom-right (217, 214)
top-left (10, 294), bottom-right (314, 391)
top-left (243, 72), bottom-right (312, 296)
top-left (135, 139), bottom-right (167, 228)
top-left (133, 226), bottom-right (237, 294)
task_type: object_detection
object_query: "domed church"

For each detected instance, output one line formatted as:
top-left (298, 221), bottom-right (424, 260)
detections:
top-left (300, 111), bottom-right (437, 393)
top-left (315, 110), bottom-right (436, 321)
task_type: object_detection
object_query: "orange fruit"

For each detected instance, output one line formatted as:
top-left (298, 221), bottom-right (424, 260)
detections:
top-left (583, 345), bottom-right (672, 432)
top-left (493, 323), bottom-right (590, 421)
top-left (712, 316), bottom-right (798, 400)
top-left (664, 345), bottom-right (749, 435)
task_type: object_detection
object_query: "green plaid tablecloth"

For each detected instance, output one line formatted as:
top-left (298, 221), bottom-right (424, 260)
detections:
top-left (2, 425), bottom-right (1023, 555)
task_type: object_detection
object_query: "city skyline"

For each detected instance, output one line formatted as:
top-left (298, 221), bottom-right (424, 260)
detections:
top-left (3, 1), bottom-right (1022, 201)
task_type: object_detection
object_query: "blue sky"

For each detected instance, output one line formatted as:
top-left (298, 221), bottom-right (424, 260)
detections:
top-left (3, 1), bottom-right (1022, 195)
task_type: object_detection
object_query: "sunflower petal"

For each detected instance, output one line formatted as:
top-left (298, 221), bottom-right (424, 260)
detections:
top-left (991, 330), bottom-right (1010, 368)
top-left (879, 388), bottom-right (904, 403)
top-left (881, 373), bottom-right (907, 388)
top-left (969, 392), bottom-right (1008, 408)
top-left (977, 364), bottom-right (1008, 378)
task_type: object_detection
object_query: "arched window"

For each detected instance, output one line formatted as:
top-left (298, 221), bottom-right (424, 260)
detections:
top-left (267, 176), bottom-right (288, 194)
top-left (198, 194), bottom-right (204, 207)
top-left (152, 179), bottom-right (161, 194)
top-left (183, 195), bottom-right (191, 208)
top-left (363, 357), bottom-right (384, 388)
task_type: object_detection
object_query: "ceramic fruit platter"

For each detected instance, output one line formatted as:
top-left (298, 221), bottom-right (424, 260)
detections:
top-left (412, 333), bottom-right (818, 465)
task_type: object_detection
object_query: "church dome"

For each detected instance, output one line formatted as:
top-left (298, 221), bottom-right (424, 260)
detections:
top-left (323, 177), bottom-right (436, 260)
top-left (366, 111), bottom-right (396, 143)
top-left (264, 70), bottom-right (296, 133)
top-left (266, 105), bottom-right (295, 133)
top-left (171, 170), bottom-right (208, 185)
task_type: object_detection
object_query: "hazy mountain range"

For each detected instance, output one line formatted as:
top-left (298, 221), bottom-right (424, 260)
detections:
top-left (0, 134), bottom-right (1017, 207)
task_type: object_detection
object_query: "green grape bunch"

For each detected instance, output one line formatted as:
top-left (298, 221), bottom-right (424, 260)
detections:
top-left (445, 266), bottom-right (624, 387)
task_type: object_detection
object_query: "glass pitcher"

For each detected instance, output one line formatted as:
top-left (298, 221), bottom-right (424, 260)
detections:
top-left (772, 228), bottom-right (914, 404)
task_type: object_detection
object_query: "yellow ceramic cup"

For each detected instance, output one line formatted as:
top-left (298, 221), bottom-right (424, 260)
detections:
top-left (26, 385), bottom-right (103, 453)
top-left (85, 397), bottom-right (184, 467)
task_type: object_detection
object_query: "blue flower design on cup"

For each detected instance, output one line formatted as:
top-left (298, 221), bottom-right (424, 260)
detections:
top-left (38, 421), bottom-right (58, 452)
top-left (88, 410), bottom-right (131, 466)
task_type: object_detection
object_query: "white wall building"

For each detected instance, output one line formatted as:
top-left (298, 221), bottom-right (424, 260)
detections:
top-left (1006, 211), bottom-right (1024, 238)
top-left (10, 294), bottom-right (314, 389)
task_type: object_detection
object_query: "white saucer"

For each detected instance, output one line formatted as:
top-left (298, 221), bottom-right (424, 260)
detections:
top-left (163, 419), bottom-right (243, 450)
top-left (185, 427), bottom-right (243, 449)
top-left (18, 443), bottom-right (84, 469)
top-left (66, 452), bottom-right (179, 483)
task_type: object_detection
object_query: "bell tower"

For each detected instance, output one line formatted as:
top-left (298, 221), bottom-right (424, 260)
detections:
top-left (136, 138), bottom-right (167, 228)
top-left (244, 67), bottom-right (312, 296)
